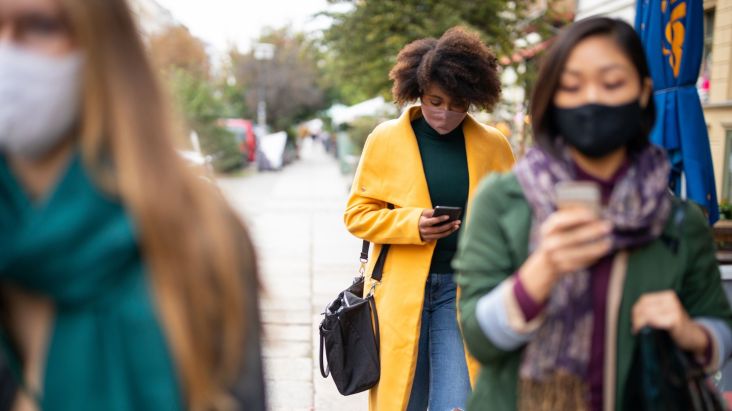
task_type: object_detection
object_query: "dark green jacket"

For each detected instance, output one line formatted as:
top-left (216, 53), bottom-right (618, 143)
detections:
top-left (454, 172), bottom-right (732, 411)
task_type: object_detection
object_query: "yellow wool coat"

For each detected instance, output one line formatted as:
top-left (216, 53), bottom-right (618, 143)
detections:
top-left (344, 106), bottom-right (516, 410)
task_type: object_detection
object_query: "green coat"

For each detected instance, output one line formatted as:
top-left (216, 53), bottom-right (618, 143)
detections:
top-left (453, 172), bottom-right (732, 411)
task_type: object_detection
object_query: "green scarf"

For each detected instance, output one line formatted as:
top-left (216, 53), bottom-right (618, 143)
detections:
top-left (0, 153), bottom-right (182, 410)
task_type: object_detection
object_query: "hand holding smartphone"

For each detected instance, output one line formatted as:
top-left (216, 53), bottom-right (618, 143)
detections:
top-left (432, 206), bottom-right (463, 223)
top-left (553, 180), bottom-right (612, 259)
top-left (419, 206), bottom-right (463, 242)
top-left (554, 181), bottom-right (601, 215)
top-left (518, 180), bottom-right (612, 301)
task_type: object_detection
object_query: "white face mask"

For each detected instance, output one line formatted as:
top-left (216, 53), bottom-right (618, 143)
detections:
top-left (0, 45), bottom-right (83, 159)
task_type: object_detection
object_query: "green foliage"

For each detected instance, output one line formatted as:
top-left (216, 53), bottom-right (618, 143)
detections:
top-left (217, 79), bottom-right (253, 120)
top-left (230, 27), bottom-right (336, 131)
top-left (346, 116), bottom-right (382, 155)
top-left (720, 200), bottom-right (732, 220)
top-left (322, 0), bottom-right (528, 104)
top-left (197, 123), bottom-right (244, 172)
top-left (148, 25), bottom-right (252, 173)
top-left (167, 69), bottom-right (243, 172)
top-left (170, 69), bottom-right (223, 124)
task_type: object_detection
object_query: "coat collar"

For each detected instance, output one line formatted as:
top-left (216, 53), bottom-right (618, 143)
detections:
top-left (371, 105), bottom-right (497, 208)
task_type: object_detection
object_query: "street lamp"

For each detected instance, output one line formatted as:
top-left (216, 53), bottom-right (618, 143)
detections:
top-left (254, 43), bottom-right (275, 132)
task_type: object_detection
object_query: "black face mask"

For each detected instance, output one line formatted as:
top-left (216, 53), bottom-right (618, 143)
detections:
top-left (554, 100), bottom-right (643, 158)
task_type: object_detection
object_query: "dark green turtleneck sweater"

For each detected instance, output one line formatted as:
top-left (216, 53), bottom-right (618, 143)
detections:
top-left (412, 116), bottom-right (469, 274)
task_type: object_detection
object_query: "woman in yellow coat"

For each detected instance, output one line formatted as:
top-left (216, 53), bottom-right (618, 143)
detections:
top-left (344, 27), bottom-right (515, 411)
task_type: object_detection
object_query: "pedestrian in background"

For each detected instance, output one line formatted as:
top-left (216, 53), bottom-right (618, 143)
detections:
top-left (454, 17), bottom-right (732, 411)
top-left (344, 27), bottom-right (515, 411)
top-left (0, 0), bottom-right (264, 410)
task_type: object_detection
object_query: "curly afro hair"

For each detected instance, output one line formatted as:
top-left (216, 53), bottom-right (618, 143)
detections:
top-left (389, 27), bottom-right (501, 111)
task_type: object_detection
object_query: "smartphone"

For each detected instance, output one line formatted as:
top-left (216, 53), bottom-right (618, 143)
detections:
top-left (433, 206), bottom-right (463, 223)
top-left (554, 181), bottom-right (601, 215)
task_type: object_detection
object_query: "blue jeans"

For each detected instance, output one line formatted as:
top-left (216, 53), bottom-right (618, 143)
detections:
top-left (406, 273), bottom-right (471, 411)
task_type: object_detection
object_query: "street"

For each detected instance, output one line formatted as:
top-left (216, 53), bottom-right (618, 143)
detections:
top-left (217, 139), bottom-right (369, 411)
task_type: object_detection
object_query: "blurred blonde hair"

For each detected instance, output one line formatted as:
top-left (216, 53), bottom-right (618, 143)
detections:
top-left (60, 0), bottom-right (255, 409)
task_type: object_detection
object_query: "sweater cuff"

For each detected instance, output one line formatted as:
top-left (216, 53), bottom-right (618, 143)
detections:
top-left (695, 317), bottom-right (732, 374)
top-left (513, 273), bottom-right (546, 322)
top-left (475, 278), bottom-right (545, 351)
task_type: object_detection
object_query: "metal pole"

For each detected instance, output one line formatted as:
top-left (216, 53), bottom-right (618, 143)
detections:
top-left (254, 43), bottom-right (275, 132)
top-left (257, 60), bottom-right (266, 128)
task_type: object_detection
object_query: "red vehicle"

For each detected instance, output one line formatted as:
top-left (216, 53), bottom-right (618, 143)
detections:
top-left (221, 118), bottom-right (257, 163)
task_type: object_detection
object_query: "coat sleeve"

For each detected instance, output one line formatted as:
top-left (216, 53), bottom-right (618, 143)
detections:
top-left (678, 202), bottom-right (732, 321)
top-left (343, 131), bottom-right (426, 245)
top-left (678, 202), bottom-right (732, 369)
top-left (454, 174), bottom-right (523, 365)
top-left (0, 342), bottom-right (17, 411)
top-left (229, 227), bottom-right (267, 410)
top-left (229, 290), bottom-right (267, 411)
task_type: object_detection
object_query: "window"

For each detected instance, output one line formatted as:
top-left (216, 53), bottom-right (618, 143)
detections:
top-left (724, 130), bottom-right (732, 202)
top-left (698, 8), bottom-right (715, 102)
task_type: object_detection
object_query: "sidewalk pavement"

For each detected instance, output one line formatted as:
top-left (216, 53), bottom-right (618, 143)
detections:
top-left (217, 139), bottom-right (369, 411)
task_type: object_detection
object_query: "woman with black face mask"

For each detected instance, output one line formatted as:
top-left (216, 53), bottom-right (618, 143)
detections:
top-left (453, 17), bottom-right (732, 411)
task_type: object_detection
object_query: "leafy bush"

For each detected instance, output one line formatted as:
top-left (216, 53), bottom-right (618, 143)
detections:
top-left (197, 124), bottom-right (243, 173)
top-left (720, 200), bottom-right (732, 220)
top-left (168, 69), bottom-right (244, 173)
top-left (346, 116), bottom-right (382, 155)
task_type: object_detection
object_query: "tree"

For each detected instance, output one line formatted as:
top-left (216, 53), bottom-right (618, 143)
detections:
top-left (216, 77), bottom-right (254, 120)
top-left (148, 25), bottom-right (210, 79)
top-left (148, 25), bottom-right (243, 172)
top-left (322, 0), bottom-right (529, 104)
top-left (230, 28), bottom-right (333, 131)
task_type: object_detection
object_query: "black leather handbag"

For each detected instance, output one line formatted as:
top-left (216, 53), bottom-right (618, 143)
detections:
top-left (318, 239), bottom-right (389, 396)
top-left (624, 327), bottom-right (726, 411)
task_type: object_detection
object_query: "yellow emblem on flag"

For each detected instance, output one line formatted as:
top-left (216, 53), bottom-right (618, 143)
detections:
top-left (662, 0), bottom-right (686, 78)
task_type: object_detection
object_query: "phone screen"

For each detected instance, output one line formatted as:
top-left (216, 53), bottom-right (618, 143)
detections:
top-left (433, 206), bottom-right (463, 222)
top-left (554, 181), bottom-right (601, 214)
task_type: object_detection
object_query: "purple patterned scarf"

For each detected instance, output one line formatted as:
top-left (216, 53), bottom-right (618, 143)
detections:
top-left (514, 143), bottom-right (672, 410)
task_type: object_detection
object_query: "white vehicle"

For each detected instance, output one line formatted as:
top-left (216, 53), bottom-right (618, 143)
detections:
top-left (178, 149), bottom-right (214, 178)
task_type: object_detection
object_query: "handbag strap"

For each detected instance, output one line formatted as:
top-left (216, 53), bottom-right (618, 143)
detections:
top-left (369, 295), bottom-right (380, 354)
top-left (370, 243), bottom-right (389, 282)
top-left (319, 327), bottom-right (329, 378)
top-left (360, 203), bottom-right (394, 283)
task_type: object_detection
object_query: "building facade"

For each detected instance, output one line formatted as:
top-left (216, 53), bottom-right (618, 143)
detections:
top-left (576, 0), bottom-right (636, 21)
top-left (703, 0), bottom-right (732, 203)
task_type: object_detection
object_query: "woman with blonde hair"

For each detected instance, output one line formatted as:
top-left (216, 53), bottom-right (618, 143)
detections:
top-left (0, 0), bottom-right (264, 409)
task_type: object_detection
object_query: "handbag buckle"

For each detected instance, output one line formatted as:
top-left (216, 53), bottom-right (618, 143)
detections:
top-left (358, 259), bottom-right (367, 276)
top-left (367, 279), bottom-right (379, 297)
